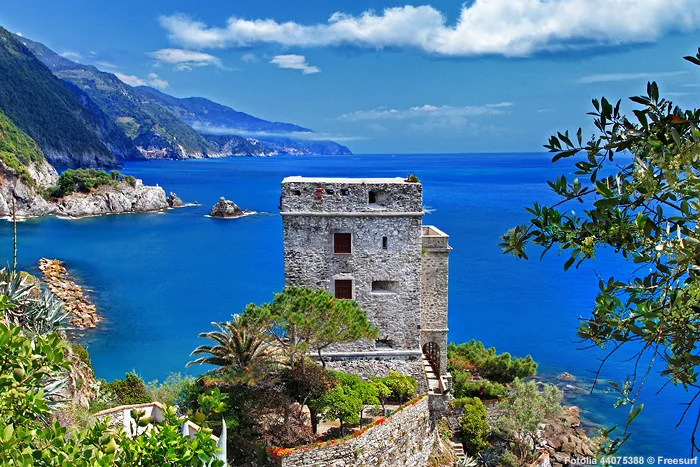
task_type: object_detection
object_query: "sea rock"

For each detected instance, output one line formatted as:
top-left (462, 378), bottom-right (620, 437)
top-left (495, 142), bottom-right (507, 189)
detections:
top-left (167, 192), bottom-right (184, 208)
top-left (38, 258), bottom-right (100, 330)
top-left (557, 372), bottom-right (577, 382)
top-left (209, 197), bottom-right (246, 218)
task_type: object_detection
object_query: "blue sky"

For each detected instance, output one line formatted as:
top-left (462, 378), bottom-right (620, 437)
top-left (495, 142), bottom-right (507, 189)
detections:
top-left (2, 0), bottom-right (700, 153)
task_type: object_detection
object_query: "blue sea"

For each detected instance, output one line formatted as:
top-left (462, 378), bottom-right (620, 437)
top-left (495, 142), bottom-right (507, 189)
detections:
top-left (0, 154), bottom-right (690, 458)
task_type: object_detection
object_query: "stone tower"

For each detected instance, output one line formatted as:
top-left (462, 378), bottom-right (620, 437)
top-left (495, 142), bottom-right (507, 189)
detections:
top-left (280, 176), bottom-right (451, 375)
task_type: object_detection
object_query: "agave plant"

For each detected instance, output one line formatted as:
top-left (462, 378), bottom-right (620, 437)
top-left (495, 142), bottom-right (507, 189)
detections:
top-left (456, 456), bottom-right (478, 467)
top-left (188, 312), bottom-right (272, 372)
top-left (0, 268), bottom-right (68, 334)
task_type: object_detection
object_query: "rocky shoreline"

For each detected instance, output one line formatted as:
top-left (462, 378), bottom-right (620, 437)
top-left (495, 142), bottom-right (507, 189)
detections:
top-left (0, 159), bottom-right (174, 218)
top-left (38, 258), bottom-right (99, 329)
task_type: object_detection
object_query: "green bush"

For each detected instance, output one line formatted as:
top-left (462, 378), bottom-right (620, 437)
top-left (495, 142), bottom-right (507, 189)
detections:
top-left (69, 342), bottom-right (93, 373)
top-left (454, 379), bottom-right (507, 400)
top-left (448, 340), bottom-right (537, 384)
top-left (381, 370), bottom-right (417, 402)
top-left (146, 373), bottom-right (197, 408)
top-left (51, 169), bottom-right (136, 197)
top-left (107, 372), bottom-right (151, 406)
top-left (458, 397), bottom-right (489, 455)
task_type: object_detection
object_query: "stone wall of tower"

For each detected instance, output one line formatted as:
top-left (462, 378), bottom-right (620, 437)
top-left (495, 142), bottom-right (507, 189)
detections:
top-left (420, 227), bottom-right (451, 374)
top-left (281, 178), bottom-right (424, 351)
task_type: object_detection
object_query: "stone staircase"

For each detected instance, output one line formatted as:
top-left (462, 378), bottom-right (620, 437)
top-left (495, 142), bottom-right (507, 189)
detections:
top-left (452, 441), bottom-right (465, 460)
top-left (422, 356), bottom-right (442, 395)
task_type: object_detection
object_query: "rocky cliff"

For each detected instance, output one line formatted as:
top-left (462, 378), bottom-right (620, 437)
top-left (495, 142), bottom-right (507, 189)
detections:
top-left (0, 159), bottom-right (168, 218)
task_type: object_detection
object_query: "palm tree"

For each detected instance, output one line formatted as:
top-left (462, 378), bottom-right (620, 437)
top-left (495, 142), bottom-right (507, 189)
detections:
top-left (187, 312), bottom-right (271, 372)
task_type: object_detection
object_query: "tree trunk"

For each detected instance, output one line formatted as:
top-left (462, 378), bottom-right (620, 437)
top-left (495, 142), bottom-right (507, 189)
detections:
top-left (318, 348), bottom-right (326, 369)
top-left (309, 406), bottom-right (319, 434)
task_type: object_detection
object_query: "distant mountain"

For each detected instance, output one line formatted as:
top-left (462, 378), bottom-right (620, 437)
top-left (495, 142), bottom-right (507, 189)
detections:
top-left (18, 32), bottom-right (352, 159)
top-left (134, 86), bottom-right (311, 134)
top-left (135, 86), bottom-right (352, 156)
top-left (0, 27), bottom-right (119, 168)
top-left (20, 35), bottom-right (215, 160)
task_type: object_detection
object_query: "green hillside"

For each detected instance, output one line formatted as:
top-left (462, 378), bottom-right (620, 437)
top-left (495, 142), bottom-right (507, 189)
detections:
top-left (20, 35), bottom-right (215, 158)
top-left (0, 27), bottom-right (116, 167)
top-left (0, 108), bottom-right (43, 185)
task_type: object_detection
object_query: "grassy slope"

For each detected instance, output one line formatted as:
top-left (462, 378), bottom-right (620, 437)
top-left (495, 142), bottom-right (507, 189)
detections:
top-left (0, 108), bottom-right (44, 186)
top-left (0, 27), bottom-right (114, 164)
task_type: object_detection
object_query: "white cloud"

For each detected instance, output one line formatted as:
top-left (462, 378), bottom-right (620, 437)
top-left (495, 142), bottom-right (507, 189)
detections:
top-left (60, 51), bottom-right (83, 62)
top-left (94, 60), bottom-right (118, 69)
top-left (148, 48), bottom-right (223, 71)
top-left (577, 71), bottom-right (688, 84)
top-left (270, 54), bottom-right (320, 74)
top-left (114, 73), bottom-right (146, 87)
top-left (338, 103), bottom-right (509, 121)
top-left (192, 122), bottom-right (360, 141)
top-left (241, 53), bottom-right (258, 63)
top-left (158, 2), bottom-right (700, 57)
top-left (114, 72), bottom-right (169, 89)
top-left (147, 73), bottom-right (169, 89)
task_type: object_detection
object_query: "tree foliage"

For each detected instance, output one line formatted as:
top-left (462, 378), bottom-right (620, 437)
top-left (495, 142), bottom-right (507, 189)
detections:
top-left (455, 397), bottom-right (489, 455)
top-left (501, 48), bottom-right (700, 451)
top-left (188, 309), bottom-right (272, 374)
top-left (0, 322), bottom-right (224, 466)
top-left (495, 379), bottom-right (563, 465)
top-left (248, 287), bottom-right (378, 370)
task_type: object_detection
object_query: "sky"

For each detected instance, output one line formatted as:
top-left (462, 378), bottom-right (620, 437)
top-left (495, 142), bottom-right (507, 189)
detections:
top-left (2, 0), bottom-right (700, 154)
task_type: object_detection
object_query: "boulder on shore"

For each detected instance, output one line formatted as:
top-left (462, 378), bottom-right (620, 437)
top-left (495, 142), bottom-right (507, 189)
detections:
top-left (167, 192), bottom-right (184, 208)
top-left (209, 197), bottom-right (250, 218)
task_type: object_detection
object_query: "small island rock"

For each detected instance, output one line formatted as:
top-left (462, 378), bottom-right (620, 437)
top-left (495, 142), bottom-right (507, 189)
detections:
top-left (167, 192), bottom-right (184, 208)
top-left (209, 197), bottom-right (247, 218)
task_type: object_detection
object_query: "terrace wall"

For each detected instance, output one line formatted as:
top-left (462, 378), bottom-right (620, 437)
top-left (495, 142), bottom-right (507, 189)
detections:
top-left (271, 396), bottom-right (435, 467)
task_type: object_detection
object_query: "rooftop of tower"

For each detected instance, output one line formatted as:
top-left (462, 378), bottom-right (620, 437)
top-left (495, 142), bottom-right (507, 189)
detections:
top-left (282, 176), bottom-right (417, 185)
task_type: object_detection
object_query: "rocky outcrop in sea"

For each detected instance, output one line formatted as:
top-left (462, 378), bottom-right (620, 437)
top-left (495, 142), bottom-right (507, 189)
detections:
top-left (209, 197), bottom-right (251, 218)
top-left (38, 258), bottom-right (99, 329)
top-left (167, 192), bottom-right (184, 208)
top-left (0, 159), bottom-right (169, 218)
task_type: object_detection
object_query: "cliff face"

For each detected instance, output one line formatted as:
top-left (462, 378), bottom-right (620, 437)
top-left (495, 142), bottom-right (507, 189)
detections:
top-left (54, 179), bottom-right (167, 217)
top-left (0, 159), bottom-right (167, 218)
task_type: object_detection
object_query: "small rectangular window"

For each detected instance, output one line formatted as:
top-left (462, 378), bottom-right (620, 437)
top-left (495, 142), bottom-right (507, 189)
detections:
top-left (382, 236), bottom-right (388, 249)
top-left (334, 233), bottom-right (352, 254)
top-left (291, 190), bottom-right (301, 196)
top-left (372, 280), bottom-right (397, 294)
top-left (368, 191), bottom-right (377, 204)
top-left (335, 280), bottom-right (352, 299)
top-left (341, 189), bottom-right (349, 196)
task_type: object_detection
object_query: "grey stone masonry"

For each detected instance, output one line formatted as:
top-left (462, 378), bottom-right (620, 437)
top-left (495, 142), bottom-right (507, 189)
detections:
top-left (420, 226), bottom-right (452, 375)
top-left (280, 177), bottom-right (452, 373)
top-left (273, 396), bottom-right (435, 467)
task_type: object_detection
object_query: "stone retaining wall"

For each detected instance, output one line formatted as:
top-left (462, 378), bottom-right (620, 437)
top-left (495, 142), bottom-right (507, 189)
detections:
top-left (272, 396), bottom-right (435, 467)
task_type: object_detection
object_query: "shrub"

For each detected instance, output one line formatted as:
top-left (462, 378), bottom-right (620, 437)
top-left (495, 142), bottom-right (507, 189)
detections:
top-left (454, 379), bottom-right (507, 400)
top-left (448, 340), bottom-right (537, 384)
top-left (51, 169), bottom-right (137, 197)
top-left (495, 379), bottom-right (564, 464)
top-left (382, 371), bottom-right (417, 402)
top-left (146, 373), bottom-right (197, 408)
top-left (107, 372), bottom-right (151, 405)
top-left (69, 342), bottom-right (93, 373)
top-left (458, 397), bottom-right (489, 455)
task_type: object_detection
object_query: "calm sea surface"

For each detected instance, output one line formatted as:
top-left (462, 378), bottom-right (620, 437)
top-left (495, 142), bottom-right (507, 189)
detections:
top-left (0, 154), bottom-right (690, 457)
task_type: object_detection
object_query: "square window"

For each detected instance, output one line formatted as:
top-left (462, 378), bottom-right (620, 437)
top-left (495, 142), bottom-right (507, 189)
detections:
top-left (335, 280), bottom-right (353, 299)
top-left (334, 233), bottom-right (352, 254)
